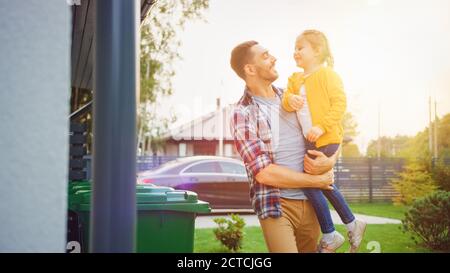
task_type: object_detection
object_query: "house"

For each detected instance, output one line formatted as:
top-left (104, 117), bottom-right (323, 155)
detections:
top-left (161, 103), bottom-right (239, 157)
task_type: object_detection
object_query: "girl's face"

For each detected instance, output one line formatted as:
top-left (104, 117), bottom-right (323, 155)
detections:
top-left (293, 36), bottom-right (320, 69)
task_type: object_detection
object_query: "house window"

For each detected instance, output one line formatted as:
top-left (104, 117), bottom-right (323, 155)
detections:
top-left (178, 143), bottom-right (186, 157)
top-left (224, 144), bottom-right (233, 157)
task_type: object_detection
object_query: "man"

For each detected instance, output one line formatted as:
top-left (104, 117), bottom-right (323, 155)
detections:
top-left (229, 41), bottom-right (339, 253)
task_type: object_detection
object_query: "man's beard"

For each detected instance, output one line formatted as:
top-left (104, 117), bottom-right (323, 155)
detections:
top-left (258, 69), bottom-right (278, 83)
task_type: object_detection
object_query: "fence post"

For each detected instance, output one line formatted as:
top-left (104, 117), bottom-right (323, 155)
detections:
top-left (368, 157), bottom-right (373, 203)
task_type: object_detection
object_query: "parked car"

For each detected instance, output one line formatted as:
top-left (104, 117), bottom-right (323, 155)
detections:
top-left (137, 156), bottom-right (251, 209)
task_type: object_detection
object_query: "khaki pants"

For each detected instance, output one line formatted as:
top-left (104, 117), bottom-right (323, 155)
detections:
top-left (259, 198), bottom-right (320, 253)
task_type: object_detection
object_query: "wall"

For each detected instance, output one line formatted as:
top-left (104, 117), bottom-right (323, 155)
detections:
top-left (0, 0), bottom-right (70, 252)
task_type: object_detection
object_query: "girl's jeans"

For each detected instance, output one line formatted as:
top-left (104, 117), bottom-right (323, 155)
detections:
top-left (302, 141), bottom-right (355, 233)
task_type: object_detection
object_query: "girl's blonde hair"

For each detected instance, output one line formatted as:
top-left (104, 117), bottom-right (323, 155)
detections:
top-left (300, 29), bottom-right (334, 68)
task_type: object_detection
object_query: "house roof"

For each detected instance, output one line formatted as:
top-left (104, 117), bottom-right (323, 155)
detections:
top-left (163, 104), bottom-right (235, 141)
top-left (71, 0), bottom-right (156, 90)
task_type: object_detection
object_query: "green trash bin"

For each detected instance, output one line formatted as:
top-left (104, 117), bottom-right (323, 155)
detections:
top-left (68, 183), bottom-right (210, 253)
top-left (135, 185), bottom-right (210, 252)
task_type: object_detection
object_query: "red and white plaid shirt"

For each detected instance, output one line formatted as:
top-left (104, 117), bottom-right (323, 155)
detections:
top-left (230, 85), bottom-right (284, 219)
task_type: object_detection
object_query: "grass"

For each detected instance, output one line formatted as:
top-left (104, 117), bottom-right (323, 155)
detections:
top-left (194, 202), bottom-right (432, 253)
top-left (342, 202), bottom-right (409, 220)
top-left (194, 224), bottom-right (432, 253)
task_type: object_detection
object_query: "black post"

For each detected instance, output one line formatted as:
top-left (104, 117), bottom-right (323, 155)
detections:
top-left (91, 0), bottom-right (139, 253)
top-left (368, 157), bottom-right (373, 203)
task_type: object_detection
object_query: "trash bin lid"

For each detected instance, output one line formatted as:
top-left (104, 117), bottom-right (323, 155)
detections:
top-left (136, 186), bottom-right (211, 213)
top-left (68, 184), bottom-right (210, 213)
top-left (136, 186), bottom-right (196, 203)
top-left (68, 180), bottom-right (91, 195)
top-left (68, 189), bottom-right (91, 211)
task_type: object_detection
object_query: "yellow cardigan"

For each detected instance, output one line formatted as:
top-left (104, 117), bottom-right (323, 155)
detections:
top-left (281, 66), bottom-right (347, 148)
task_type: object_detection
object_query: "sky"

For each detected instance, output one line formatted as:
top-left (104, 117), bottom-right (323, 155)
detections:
top-left (158, 0), bottom-right (450, 154)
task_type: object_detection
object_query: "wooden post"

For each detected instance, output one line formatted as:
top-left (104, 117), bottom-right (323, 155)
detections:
top-left (368, 157), bottom-right (373, 203)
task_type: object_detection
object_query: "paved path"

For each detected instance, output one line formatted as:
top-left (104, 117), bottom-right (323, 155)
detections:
top-left (196, 210), bottom-right (401, 229)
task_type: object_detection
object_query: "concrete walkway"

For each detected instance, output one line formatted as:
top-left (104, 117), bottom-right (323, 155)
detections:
top-left (196, 210), bottom-right (401, 229)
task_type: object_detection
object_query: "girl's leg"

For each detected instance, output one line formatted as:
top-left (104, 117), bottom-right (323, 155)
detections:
top-left (311, 142), bottom-right (356, 224)
top-left (302, 188), bottom-right (335, 234)
top-left (322, 184), bottom-right (355, 224)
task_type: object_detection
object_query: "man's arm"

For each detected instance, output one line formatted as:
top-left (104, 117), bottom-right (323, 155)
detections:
top-left (304, 146), bottom-right (340, 175)
top-left (231, 106), bottom-right (333, 190)
top-left (255, 163), bottom-right (334, 190)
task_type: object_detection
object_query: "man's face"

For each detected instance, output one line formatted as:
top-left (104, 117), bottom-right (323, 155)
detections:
top-left (247, 44), bottom-right (278, 82)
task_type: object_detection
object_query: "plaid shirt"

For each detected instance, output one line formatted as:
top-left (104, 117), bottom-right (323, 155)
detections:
top-left (230, 85), bottom-right (284, 219)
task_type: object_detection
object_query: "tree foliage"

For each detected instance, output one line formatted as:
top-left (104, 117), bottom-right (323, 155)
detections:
top-left (341, 112), bottom-right (361, 157)
top-left (140, 0), bottom-right (209, 103)
top-left (366, 113), bottom-right (450, 161)
top-left (138, 0), bottom-right (209, 155)
top-left (392, 163), bottom-right (437, 206)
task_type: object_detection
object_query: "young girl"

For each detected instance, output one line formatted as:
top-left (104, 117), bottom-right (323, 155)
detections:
top-left (281, 29), bottom-right (367, 253)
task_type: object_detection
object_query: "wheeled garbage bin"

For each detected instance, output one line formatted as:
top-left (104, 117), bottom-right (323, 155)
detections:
top-left (67, 182), bottom-right (210, 253)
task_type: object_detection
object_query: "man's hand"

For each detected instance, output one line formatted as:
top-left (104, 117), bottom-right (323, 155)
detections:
top-left (306, 126), bottom-right (324, 142)
top-left (288, 94), bottom-right (304, 110)
top-left (304, 149), bottom-right (337, 175)
top-left (315, 169), bottom-right (334, 190)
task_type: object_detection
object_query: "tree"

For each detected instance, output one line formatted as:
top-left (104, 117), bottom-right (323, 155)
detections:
top-left (366, 113), bottom-right (450, 163)
top-left (392, 163), bottom-right (437, 206)
top-left (341, 112), bottom-right (361, 157)
top-left (366, 135), bottom-right (413, 158)
top-left (342, 143), bottom-right (361, 157)
top-left (342, 111), bottom-right (358, 140)
top-left (138, 0), bottom-right (209, 155)
top-left (431, 160), bottom-right (450, 192)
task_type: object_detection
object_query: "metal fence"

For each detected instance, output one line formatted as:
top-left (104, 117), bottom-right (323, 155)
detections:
top-left (133, 156), bottom-right (406, 203)
top-left (136, 155), bottom-right (181, 172)
top-left (81, 155), bottom-right (443, 203)
top-left (334, 158), bottom-right (405, 202)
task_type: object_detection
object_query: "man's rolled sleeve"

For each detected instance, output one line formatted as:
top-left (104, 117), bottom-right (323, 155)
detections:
top-left (231, 108), bottom-right (272, 178)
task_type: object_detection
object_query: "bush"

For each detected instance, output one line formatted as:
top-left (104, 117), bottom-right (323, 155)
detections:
top-left (392, 163), bottom-right (437, 206)
top-left (402, 191), bottom-right (450, 251)
top-left (432, 161), bottom-right (450, 192)
top-left (213, 214), bottom-right (246, 252)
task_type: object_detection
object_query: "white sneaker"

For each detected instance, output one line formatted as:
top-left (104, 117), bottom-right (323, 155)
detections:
top-left (347, 219), bottom-right (367, 253)
top-left (317, 232), bottom-right (345, 253)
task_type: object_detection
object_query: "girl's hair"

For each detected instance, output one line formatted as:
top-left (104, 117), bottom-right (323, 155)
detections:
top-left (300, 29), bottom-right (334, 68)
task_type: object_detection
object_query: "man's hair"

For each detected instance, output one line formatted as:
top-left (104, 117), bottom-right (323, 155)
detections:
top-left (230, 40), bottom-right (259, 80)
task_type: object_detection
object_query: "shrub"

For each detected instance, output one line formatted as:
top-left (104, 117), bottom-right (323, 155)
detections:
top-left (402, 190), bottom-right (450, 251)
top-left (392, 163), bottom-right (437, 206)
top-left (431, 161), bottom-right (450, 192)
top-left (213, 214), bottom-right (246, 252)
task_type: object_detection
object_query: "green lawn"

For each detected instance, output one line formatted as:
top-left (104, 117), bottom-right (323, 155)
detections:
top-left (342, 202), bottom-right (409, 220)
top-left (194, 224), bottom-right (431, 253)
